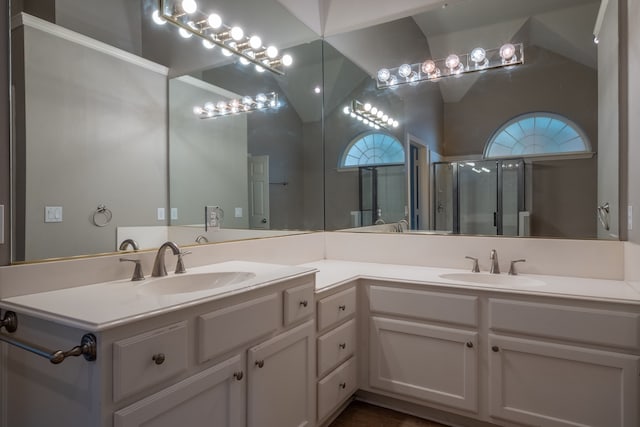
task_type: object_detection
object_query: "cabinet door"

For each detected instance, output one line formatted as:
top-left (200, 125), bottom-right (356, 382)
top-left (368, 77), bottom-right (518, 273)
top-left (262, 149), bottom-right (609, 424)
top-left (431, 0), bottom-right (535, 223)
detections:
top-left (247, 320), bottom-right (315, 427)
top-left (369, 317), bottom-right (478, 412)
top-left (114, 354), bottom-right (244, 427)
top-left (489, 335), bottom-right (640, 427)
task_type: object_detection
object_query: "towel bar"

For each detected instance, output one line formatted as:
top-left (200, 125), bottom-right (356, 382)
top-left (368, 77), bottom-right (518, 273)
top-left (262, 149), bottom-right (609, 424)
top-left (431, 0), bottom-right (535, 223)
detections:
top-left (0, 310), bottom-right (97, 364)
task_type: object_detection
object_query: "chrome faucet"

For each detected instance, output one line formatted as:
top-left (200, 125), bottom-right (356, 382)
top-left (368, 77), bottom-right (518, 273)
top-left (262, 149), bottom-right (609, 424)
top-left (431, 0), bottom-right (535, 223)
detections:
top-left (151, 241), bottom-right (184, 277)
top-left (489, 249), bottom-right (500, 274)
top-left (508, 259), bottom-right (526, 275)
top-left (119, 238), bottom-right (140, 251)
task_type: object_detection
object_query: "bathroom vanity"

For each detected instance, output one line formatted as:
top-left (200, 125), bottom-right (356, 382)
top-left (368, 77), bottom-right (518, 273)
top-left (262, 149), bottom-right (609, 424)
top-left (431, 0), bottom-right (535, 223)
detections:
top-left (1, 258), bottom-right (639, 427)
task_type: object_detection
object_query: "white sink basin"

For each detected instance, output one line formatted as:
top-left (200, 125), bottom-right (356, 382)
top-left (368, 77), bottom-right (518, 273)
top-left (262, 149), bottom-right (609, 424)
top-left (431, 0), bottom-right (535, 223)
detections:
top-left (138, 272), bottom-right (256, 295)
top-left (438, 272), bottom-right (546, 287)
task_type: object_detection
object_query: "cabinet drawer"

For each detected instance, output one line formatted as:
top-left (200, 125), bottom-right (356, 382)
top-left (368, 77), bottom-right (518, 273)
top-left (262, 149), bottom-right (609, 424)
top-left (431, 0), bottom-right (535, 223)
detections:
top-left (198, 293), bottom-right (280, 363)
top-left (284, 282), bottom-right (315, 326)
top-left (370, 286), bottom-right (478, 327)
top-left (489, 299), bottom-right (640, 351)
top-left (317, 287), bottom-right (356, 331)
top-left (318, 319), bottom-right (356, 377)
top-left (113, 322), bottom-right (188, 402)
top-left (317, 357), bottom-right (357, 422)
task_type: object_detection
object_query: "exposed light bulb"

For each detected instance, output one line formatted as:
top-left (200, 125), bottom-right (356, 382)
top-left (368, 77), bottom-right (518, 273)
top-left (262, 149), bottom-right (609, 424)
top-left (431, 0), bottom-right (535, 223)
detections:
top-left (445, 54), bottom-right (460, 70)
top-left (202, 39), bottom-right (215, 49)
top-left (470, 47), bottom-right (486, 63)
top-left (230, 99), bottom-right (240, 108)
top-left (387, 118), bottom-right (394, 125)
top-left (270, 99), bottom-right (277, 108)
top-left (393, 120), bottom-right (399, 128)
top-left (388, 75), bottom-right (398, 87)
top-left (363, 119), bottom-right (370, 125)
top-left (222, 41), bottom-right (236, 56)
top-left (421, 60), bottom-right (436, 74)
top-left (256, 93), bottom-right (267, 103)
top-left (593, 35), bottom-right (599, 44)
top-left (207, 13), bottom-right (222, 29)
top-left (314, 86), bottom-right (321, 94)
top-left (375, 125), bottom-right (380, 130)
top-left (364, 103), bottom-right (372, 111)
top-left (350, 112), bottom-right (356, 118)
top-left (266, 46), bottom-right (278, 59)
top-left (231, 106), bottom-right (239, 113)
top-left (152, 10), bottom-right (166, 25)
top-left (377, 68), bottom-right (390, 82)
top-left (230, 26), bottom-right (244, 41)
top-left (242, 96), bottom-right (253, 105)
top-left (249, 35), bottom-right (262, 50)
top-left (239, 57), bottom-right (250, 65)
top-left (371, 107), bottom-right (378, 115)
top-left (382, 114), bottom-right (389, 122)
top-left (376, 111), bottom-right (384, 119)
top-left (398, 64), bottom-right (412, 78)
top-left (282, 54), bottom-right (293, 67)
top-left (216, 101), bottom-right (227, 110)
top-left (357, 116), bottom-right (363, 121)
top-left (343, 106), bottom-right (350, 114)
top-left (179, 23), bottom-right (194, 39)
top-left (255, 64), bottom-right (265, 72)
top-left (181, 0), bottom-right (197, 14)
top-left (204, 102), bottom-right (215, 111)
top-left (193, 106), bottom-right (203, 115)
top-left (500, 43), bottom-right (516, 61)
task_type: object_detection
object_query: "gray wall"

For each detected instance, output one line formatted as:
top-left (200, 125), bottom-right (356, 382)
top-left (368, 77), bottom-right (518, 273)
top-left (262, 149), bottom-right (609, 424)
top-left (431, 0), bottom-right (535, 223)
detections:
top-left (14, 24), bottom-right (167, 261)
top-left (169, 77), bottom-right (249, 229)
top-left (628, 0), bottom-right (639, 243)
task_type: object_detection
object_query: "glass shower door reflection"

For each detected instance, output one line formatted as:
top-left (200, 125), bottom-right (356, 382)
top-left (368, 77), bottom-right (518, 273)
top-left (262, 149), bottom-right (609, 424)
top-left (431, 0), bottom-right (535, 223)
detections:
top-left (458, 161), bottom-right (498, 235)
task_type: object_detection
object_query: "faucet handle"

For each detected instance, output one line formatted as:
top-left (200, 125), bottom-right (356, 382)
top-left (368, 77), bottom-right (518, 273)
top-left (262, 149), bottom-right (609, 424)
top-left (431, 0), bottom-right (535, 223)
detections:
top-left (175, 251), bottom-right (191, 274)
top-left (120, 258), bottom-right (145, 281)
top-left (465, 256), bottom-right (480, 273)
top-left (508, 259), bottom-right (526, 276)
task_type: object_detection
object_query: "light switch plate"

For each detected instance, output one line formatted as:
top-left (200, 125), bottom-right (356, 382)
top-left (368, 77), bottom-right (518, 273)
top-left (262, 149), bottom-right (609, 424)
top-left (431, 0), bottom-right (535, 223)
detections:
top-left (45, 206), bottom-right (63, 223)
top-left (235, 207), bottom-right (243, 218)
top-left (157, 207), bottom-right (165, 221)
top-left (629, 205), bottom-right (633, 231)
top-left (171, 208), bottom-right (178, 220)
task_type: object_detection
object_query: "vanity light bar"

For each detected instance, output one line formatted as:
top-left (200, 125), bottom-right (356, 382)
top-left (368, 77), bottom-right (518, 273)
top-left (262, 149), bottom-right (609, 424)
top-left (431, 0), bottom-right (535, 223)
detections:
top-left (153, 0), bottom-right (293, 76)
top-left (343, 100), bottom-right (399, 130)
top-left (193, 92), bottom-right (279, 119)
top-left (376, 43), bottom-right (524, 89)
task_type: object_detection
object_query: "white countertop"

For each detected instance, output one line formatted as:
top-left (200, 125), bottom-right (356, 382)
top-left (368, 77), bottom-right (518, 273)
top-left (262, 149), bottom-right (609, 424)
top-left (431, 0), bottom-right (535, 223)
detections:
top-left (302, 260), bottom-right (640, 303)
top-left (0, 261), bottom-right (315, 331)
top-left (2, 259), bottom-right (639, 332)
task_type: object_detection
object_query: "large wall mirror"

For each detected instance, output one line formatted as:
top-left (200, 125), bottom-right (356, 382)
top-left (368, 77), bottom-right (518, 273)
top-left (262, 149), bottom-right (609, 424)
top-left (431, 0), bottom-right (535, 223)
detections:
top-left (7, 0), bottom-right (621, 265)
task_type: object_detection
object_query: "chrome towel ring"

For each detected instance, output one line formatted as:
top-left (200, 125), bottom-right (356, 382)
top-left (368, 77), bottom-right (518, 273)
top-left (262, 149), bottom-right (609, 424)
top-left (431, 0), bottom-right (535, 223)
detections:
top-left (92, 204), bottom-right (113, 227)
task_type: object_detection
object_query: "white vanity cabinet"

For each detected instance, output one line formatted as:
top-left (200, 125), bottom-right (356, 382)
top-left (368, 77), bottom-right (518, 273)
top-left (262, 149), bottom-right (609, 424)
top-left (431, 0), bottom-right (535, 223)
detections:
top-left (487, 298), bottom-right (640, 427)
top-left (247, 320), bottom-right (315, 427)
top-left (315, 286), bottom-right (358, 425)
top-left (2, 273), bottom-right (316, 427)
top-left (114, 354), bottom-right (244, 427)
top-left (366, 285), bottom-right (479, 413)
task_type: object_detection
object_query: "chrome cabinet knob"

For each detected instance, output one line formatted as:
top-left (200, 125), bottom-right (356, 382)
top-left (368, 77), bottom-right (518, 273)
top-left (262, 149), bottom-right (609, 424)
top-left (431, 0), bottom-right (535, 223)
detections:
top-left (339, 342), bottom-right (347, 350)
top-left (492, 346), bottom-right (500, 352)
top-left (299, 300), bottom-right (308, 307)
top-left (338, 305), bottom-right (346, 311)
top-left (255, 360), bottom-right (265, 368)
top-left (466, 341), bottom-right (473, 348)
top-left (339, 382), bottom-right (346, 389)
top-left (261, 218), bottom-right (267, 224)
top-left (233, 371), bottom-right (244, 381)
top-left (152, 353), bottom-right (165, 365)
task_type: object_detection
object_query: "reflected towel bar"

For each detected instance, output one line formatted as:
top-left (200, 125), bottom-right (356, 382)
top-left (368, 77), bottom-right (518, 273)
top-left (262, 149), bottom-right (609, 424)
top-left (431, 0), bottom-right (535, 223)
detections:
top-left (0, 311), bottom-right (97, 364)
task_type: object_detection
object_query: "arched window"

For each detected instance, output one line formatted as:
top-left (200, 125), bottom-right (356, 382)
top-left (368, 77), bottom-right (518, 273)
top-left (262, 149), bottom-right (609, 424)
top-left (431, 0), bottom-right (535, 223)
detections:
top-left (484, 112), bottom-right (592, 159)
top-left (339, 132), bottom-right (404, 168)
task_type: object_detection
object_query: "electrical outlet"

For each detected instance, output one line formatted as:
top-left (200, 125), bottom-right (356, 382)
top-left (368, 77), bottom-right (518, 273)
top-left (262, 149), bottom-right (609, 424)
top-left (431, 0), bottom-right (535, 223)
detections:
top-left (235, 207), bottom-right (243, 218)
top-left (157, 207), bottom-right (165, 221)
top-left (171, 208), bottom-right (178, 220)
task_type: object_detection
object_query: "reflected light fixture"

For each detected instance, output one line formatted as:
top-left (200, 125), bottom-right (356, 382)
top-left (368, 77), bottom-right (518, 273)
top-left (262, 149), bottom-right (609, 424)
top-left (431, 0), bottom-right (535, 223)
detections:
top-left (193, 92), bottom-right (278, 119)
top-left (153, 0), bottom-right (293, 76)
top-left (343, 100), bottom-right (399, 130)
top-left (376, 43), bottom-right (524, 89)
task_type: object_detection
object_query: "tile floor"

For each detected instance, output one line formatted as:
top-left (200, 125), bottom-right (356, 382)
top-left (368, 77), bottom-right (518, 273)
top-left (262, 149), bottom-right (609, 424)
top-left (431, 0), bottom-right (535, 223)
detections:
top-left (329, 401), bottom-right (449, 427)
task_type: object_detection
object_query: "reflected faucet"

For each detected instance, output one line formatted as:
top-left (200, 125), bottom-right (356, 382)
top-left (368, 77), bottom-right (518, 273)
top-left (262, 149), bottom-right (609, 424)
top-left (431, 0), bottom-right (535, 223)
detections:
top-left (151, 241), bottom-right (183, 277)
top-left (119, 238), bottom-right (140, 251)
top-left (490, 249), bottom-right (500, 274)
